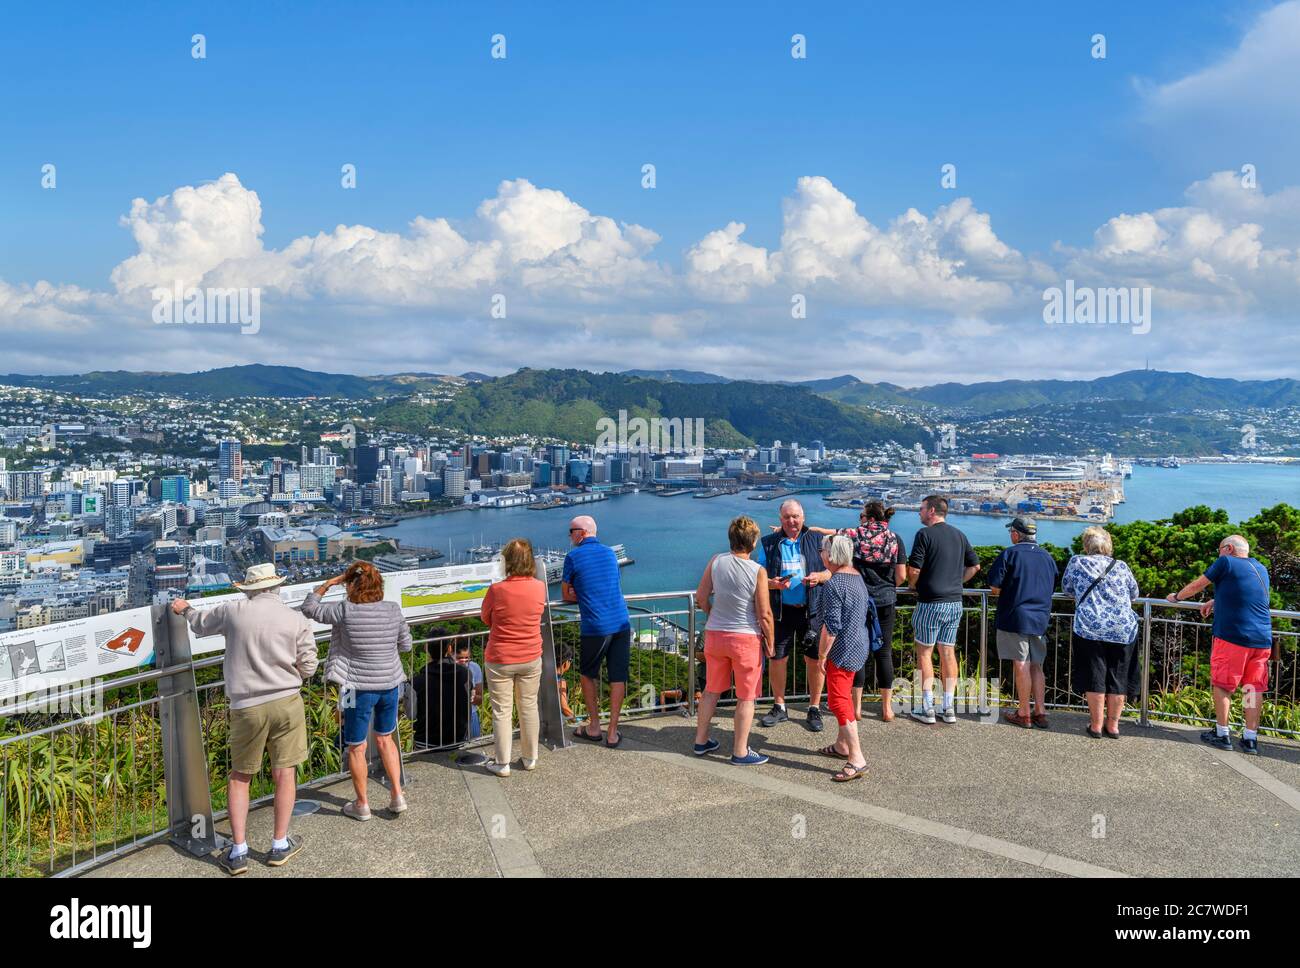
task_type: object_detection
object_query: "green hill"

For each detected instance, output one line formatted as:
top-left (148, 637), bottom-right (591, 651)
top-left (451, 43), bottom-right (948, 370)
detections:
top-left (374, 368), bottom-right (929, 449)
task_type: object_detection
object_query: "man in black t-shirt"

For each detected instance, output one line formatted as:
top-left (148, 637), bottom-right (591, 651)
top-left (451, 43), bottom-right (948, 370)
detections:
top-left (907, 495), bottom-right (980, 724)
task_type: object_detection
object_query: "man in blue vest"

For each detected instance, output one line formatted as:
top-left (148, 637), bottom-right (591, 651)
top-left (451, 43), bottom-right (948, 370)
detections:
top-left (756, 500), bottom-right (828, 732)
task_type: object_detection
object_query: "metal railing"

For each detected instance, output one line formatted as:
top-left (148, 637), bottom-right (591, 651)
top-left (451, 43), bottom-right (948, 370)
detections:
top-left (0, 589), bottom-right (696, 877)
top-left (2, 585), bottom-right (1296, 878)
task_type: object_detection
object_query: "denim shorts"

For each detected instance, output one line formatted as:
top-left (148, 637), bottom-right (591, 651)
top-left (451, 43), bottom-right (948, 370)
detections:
top-left (341, 685), bottom-right (400, 746)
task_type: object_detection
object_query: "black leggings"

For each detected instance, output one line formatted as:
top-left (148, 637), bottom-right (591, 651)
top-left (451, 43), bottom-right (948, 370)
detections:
top-left (853, 601), bottom-right (896, 690)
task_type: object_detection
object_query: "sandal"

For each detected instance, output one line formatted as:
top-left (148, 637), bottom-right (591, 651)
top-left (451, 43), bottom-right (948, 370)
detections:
top-left (1003, 711), bottom-right (1034, 729)
top-left (832, 762), bottom-right (867, 782)
top-left (817, 743), bottom-right (849, 758)
top-left (573, 727), bottom-right (604, 743)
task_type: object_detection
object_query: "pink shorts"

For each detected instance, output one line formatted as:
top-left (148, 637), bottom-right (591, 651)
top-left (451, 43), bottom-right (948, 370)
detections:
top-left (1210, 637), bottom-right (1270, 694)
top-left (704, 630), bottom-right (763, 701)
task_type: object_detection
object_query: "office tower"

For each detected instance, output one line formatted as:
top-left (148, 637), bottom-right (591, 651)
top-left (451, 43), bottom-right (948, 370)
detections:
top-left (355, 446), bottom-right (380, 484)
top-left (565, 459), bottom-right (591, 486)
top-left (160, 475), bottom-right (191, 503)
top-left (532, 460), bottom-right (551, 487)
top-left (218, 439), bottom-right (243, 482)
top-left (443, 466), bottom-right (466, 498)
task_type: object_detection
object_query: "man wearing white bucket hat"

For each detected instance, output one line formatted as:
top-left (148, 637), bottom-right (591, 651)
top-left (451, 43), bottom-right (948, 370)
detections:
top-left (171, 562), bottom-right (319, 874)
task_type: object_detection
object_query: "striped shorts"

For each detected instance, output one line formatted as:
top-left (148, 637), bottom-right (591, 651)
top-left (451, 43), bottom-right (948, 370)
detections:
top-left (912, 600), bottom-right (964, 647)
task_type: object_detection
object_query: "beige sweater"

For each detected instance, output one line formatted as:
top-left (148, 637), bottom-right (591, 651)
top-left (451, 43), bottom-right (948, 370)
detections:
top-left (184, 592), bottom-right (320, 710)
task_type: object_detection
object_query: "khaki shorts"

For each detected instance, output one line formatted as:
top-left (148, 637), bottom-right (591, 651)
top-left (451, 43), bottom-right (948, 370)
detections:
top-left (996, 629), bottom-right (1047, 664)
top-left (229, 694), bottom-right (308, 774)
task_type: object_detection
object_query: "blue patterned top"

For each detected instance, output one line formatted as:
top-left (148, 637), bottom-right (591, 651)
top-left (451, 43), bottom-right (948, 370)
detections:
top-left (1060, 555), bottom-right (1139, 645)
top-left (822, 572), bottom-right (869, 671)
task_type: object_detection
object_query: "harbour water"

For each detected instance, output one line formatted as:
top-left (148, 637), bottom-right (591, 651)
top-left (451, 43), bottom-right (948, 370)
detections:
top-left (389, 463), bottom-right (1299, 595)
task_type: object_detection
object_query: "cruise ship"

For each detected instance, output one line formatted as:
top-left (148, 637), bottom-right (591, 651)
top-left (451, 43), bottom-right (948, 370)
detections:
top-left (994, 460), bottom-right (1087, 481)
top-left (466, 542), bottom-right (634, 583)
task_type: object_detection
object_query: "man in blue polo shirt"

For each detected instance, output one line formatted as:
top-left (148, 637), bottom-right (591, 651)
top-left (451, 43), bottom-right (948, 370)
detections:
top-left (987, 516), bottom-right (1059, 729)
top-left (1167, 534), bottom-right (1274, 755)
top-left (562, 515), bottom-right (632, 748)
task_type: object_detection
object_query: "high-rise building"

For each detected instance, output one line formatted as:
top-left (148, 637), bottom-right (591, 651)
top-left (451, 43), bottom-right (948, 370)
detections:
top-left (160, 475), bottom-right (191, 503)
top-left (218, 439), bottom-right (243, 483)
top-left (565, 459), bottom-right (591, 487)
top-left (300, 464), bottom-right (333, 493)
top-left (355, 446), bottom-right (381, 484)
top-left (532, 460), bottom-right (552, 487)
top-left (443, 466), bottom-right (466, 498)
top-left (1, 470), bottom-right (46, 500)
top-left (218, 479), bottom-right (240, 501)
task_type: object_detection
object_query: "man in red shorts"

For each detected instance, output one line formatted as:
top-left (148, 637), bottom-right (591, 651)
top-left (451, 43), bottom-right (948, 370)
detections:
top-left (1167, 535), bottom-right (1274, 756)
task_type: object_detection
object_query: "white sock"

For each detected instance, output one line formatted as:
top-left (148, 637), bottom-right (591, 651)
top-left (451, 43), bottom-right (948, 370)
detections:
top-left (272, 836), bottom-right (289, 851)
top-left (922, 689), bottom-right (933, 708)
top-left (1243, 728), bottom-right (1258, 741)
top-left (942, 691), bottom-right (954, 710)
top-left (1216, 724), bottom-right (1229, 737)
top-left (229, 841), bottom-right (248, 858)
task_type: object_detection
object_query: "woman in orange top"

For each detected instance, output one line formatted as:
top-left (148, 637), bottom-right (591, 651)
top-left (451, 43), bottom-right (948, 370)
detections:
top-left (480, 538), bottom-right (547, 776)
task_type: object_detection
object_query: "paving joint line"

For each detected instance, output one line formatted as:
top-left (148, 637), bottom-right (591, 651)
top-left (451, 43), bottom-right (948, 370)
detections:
top-left (619, 732), bottom-right (1127, 878)
top-left (457, 761), bottom-right (545, 878)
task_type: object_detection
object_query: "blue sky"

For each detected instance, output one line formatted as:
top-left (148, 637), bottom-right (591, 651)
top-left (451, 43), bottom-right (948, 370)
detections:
top-left (2, 1), bottom-right (1298, 383)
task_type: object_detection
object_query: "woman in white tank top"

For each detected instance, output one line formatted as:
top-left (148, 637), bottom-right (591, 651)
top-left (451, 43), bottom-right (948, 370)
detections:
top-left (692, 516), bottom-right (775, 765)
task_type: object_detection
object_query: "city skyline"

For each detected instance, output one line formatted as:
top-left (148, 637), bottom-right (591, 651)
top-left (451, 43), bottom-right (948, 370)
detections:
top-left (3, 2), bottom-right (1299, 383)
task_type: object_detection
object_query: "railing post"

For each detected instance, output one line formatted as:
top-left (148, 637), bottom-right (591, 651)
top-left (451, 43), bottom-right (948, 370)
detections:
top-left (978, 590), bottom-right (990, 715)
top-left (687, 592), bottom-right (697, 718)
top-left (157, 605), bottom-right (227, 856)
top-left (1139, 600), bottom-right (1152, 728)
top-left (536, 559), bottom-right (573, 751)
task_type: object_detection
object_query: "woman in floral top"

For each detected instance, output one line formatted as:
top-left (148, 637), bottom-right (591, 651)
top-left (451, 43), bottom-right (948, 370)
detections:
top-left (1060, 526), bottom-right (1141, 740)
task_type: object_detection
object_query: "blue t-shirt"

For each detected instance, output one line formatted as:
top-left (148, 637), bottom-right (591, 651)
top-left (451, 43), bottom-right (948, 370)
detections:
top-left (986, 540), bottom-right (1058, 636)
top-left (1204, 556), bottom-right (1273, 649)
top-left (562, 538), bottom-right (631, 636)
top-left (761, 537), bottom-right (809, 607)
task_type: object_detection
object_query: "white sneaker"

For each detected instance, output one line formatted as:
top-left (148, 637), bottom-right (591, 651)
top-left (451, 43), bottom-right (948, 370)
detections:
top-left (519, 757), bottom-right (537, 771)
top-left (342, 800), bottom-right (372, 821)
top-left (389, 793), bottom-right (408, 814)
top-left (485, 760), bottom-right (511, 777)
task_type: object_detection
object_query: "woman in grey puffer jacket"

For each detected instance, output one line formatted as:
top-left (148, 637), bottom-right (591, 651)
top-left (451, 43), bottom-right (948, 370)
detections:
top-left (302, 561), bottom-right (412, 821)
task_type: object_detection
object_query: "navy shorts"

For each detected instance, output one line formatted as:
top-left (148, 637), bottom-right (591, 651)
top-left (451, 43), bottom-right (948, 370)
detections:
top-left (579, 627), bottom-right (632, 683)
top-left (341, 685), bottom-right (400, 746)
top-left (771, 606), bottom-right (814, 661)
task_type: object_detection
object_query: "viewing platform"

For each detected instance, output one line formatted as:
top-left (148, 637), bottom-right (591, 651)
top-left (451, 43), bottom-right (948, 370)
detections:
top-left (81, 705), bottom-right (1300, 879)
top-left (4, 585), bottom-right (1298, 880)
